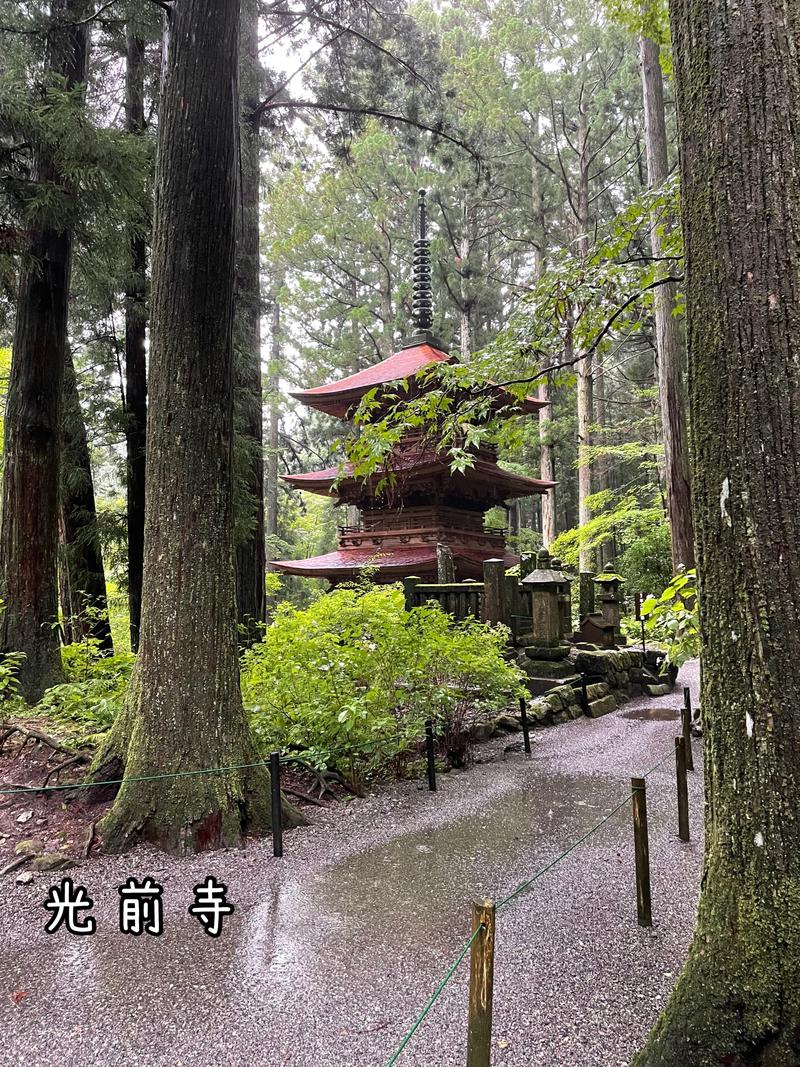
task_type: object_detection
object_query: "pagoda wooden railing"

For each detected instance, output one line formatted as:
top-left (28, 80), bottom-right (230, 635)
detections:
top-left (403, 560), bottom-right (533, 635)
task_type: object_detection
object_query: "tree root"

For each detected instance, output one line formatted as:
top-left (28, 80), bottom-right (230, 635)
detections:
top-left (42, 753), bottom-right (88, 787)
top-left (82, 820), bottom-right (97, 858)
top-left (0, 855), bottom-right (31, 879)
top-left (0, 724), bottom-right (82, 760)
top-left (281, 784), bottom-right (330, 809)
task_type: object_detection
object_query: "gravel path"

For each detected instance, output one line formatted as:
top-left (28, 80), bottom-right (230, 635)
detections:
top-left (1, 660), bottom-right (703, 1067)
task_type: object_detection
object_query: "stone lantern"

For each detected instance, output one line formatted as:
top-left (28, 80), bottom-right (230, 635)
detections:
top-left (550, 557), bottom-right (573, 639)
top-left (522, 548), bottom-right (565, 648)
top-left (593, 572), bottom-right (625, 643)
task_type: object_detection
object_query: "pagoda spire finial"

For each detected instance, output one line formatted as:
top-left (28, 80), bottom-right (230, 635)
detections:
top-left (411, 188), bottom-right (434, 333)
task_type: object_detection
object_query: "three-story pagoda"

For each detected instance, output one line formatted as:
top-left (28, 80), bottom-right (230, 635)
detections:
top-left (271, 191), bottom-right (555, 583)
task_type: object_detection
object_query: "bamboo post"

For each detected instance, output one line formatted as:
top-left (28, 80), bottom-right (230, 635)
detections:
top-left (425, 719), bottom-right (437, 792)
top-left (682, 686), bottom-right (695, 770)
top-left (270, 751), bottom-right (283, 858)
top-left (675, 736), bottom-right (690, 842)
top-left (519, 695), bottom-right (531, 756)
top-left (466, 900), bottom-right (496, 1067)
top-left (631, 777), bottom-right (652, 927)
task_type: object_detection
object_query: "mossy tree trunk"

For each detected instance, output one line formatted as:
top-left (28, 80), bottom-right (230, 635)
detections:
top-left (59, 350), bottom-right (113, 654)
top-left (633, 3), bottom-right (800, 1064)
top-left (233, 0), bottom-right (266, 644)
top-left (124, 27), bottom-right (147, 654)
top-left (0, 0), bottom-right (89, 703)
top-left (96, 0), bottom-right (298, 854)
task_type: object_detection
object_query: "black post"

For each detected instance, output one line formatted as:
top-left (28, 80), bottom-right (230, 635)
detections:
top-left (581, 676), bottom-right (590, 715)
top-left (519, 695), bottom-right (531, 756)
top-left (675, 736), bottom-right (690, 842)
top-left (425, 719), bottom-right (437, 792)
top-left (270, 751), bottom-right (283, 857)
top-left (682, 687), bottom-right (695, 771)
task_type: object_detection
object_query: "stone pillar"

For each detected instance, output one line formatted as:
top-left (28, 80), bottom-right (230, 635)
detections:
top-left (436, 543), bottom-right (456, 583)
top-left (551, 557), bottom-right (572, 637)
top-left (579, 570), bottom-right (595, 617)
top-left (482, 558), bottom-right (507, 625)
top-left (403, 576), bottom-right (422, 612)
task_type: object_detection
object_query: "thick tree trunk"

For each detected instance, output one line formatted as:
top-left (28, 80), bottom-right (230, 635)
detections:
top-left (233, 0), bottom-right (266, 643)
top-left (59, 351), bottom-right (113, 653)
top-left (633, 3), bottom-right (800, 1064)
top-left (639, 33), bottom-right (695, 574)
top-left (124, 29), bottom-right (147, 654)
top-left (575, 102), bottom-right (594, 572)
top-left (265, 290), bottom-right (281, 564)
top-left (95, 0), bottom-right (298, 853)
top-left (532, 156), bottom-right (556, 546)
top-left (0, 1), bottom-right (89, 703)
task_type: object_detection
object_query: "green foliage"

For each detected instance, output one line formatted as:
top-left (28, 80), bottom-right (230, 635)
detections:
top-left (241, 584), bottom-right (524, 789)
top-left (641, 569), bottom-right (699, 669)
top-left (35, 638), bottom-right (134, 742)
top-left (616, 523), bottom-right (674, 595)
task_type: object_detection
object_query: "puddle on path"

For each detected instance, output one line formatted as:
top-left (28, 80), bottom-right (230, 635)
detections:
top-left (244, 771), bottom-right (629, 988)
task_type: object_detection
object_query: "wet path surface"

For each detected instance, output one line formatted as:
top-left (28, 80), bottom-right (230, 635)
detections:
top-left (2, 661), bottom-right (703, 1067)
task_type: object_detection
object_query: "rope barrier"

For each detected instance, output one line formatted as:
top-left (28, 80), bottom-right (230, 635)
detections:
top-left (384, 924), bottom-right (483, 1067)
top-left (495, 791), bottom-right (634, 911)
top-left (0, 759), bottom-right (272, 796)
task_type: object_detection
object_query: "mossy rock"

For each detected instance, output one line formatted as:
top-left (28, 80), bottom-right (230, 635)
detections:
top-left (588, 694), bottom-right (618, 718)
top-left (15, 838), bottom-right (45, 857)
top-left (32, 853), bottom-right (77, 872)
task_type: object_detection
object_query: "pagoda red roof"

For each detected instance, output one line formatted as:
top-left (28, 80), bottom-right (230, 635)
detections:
top-left (290, 341), bottom-right (545, 419)
top-left (290, 343), bottom-right (450, 419)
top-left (282, 457), bottom-right (555, 501)
top-left (270, 544), bottom-right (519, 581)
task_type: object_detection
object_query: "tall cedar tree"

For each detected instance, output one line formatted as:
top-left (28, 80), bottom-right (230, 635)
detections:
top-left (0, 0), bottom-right (89, 703)
top-left (124, 28), bottom-right (147, 654)
top-left (639, 30), bottom-right (694, 572)
top-left (59, 349), bottom-right (113, 652)
top-left (633, 2), bottom-right (800, 1063)
top-left (95, 0), bottom-right (298, 852)
top-left (234, 0), bottom-right (267, 642)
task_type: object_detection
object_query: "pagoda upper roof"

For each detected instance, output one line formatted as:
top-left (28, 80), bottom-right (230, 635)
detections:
top-left (282, 454), bottom-right (555, 503)
top-left (290, 340), bottom-right (545, 420)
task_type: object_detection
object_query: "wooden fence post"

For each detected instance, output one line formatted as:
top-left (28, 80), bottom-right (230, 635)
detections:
top-left (466, 900), bottom-right (496, 1067)
top-left (631, 777), bottom-right (652, 927)
top-left (682, 686), bottom-right (695, 771)
top-left (270, 751), bottom-right (283, 858)
top-left (675, 736), bottom-right (690, 842)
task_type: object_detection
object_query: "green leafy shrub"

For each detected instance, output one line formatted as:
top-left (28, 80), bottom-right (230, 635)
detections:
top-left (617, 523), bottom-right (674, 597)
top-left (36, 637), bottom-right (134, 742)
top-left (642, 569), bottom-right (699, 669)
top-left (241, 584), bottom-right (524, 789)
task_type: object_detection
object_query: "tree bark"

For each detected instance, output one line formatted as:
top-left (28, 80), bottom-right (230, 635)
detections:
top-left (124, 28), bottom-right (147, 654)
top-left (575, 101), bottom-right (594, 572)
top-left (59, 350), bottom-right (113, 653)
top-left (532, 155), bottom-right (556, 547)
top-left (0, 0), bottom-right (89, 703)
top-left (639, 32), bottom-right (695, 573)
top-left (633, 2), bottom-right (800, 1063)
top-left (95, 0), bottom-right (298, 853)
top-left (265, 289), bottom-right (281, 564)
top-left (233, 0), bottom-right (266, 643)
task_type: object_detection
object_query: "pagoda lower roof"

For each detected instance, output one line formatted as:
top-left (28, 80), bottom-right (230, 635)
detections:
top-left (290, 341), bottom-right (545, 420)
top-left (270, 544), bottom-right (519, 581)
top-left (282, 457), bottom-right (555, 502)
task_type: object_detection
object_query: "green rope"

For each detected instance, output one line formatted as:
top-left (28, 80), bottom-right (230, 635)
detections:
top-left (384, 924), bottom-right (482, 1067)
top-left (641, 746), bottom-right (675, 779)
top-left (496, 792), bottom-right (634, 910)
top-left (0, 759), bottom-right (271, 796)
